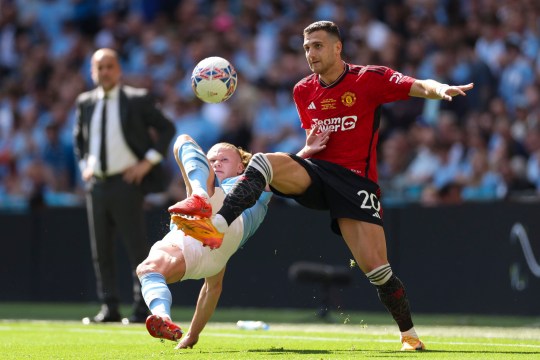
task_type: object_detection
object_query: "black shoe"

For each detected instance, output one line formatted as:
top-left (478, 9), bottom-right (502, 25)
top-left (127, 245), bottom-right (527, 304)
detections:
top-left (94, 310), bottom-right (122, 322)
top-left (82, 305), bottom-right (121, 324)
top-left (122, 312), bottom-right (150, 324)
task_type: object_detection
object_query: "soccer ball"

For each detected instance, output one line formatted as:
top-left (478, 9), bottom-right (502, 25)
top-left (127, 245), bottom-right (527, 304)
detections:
top-left (191, 56), bottom-right (238, 103)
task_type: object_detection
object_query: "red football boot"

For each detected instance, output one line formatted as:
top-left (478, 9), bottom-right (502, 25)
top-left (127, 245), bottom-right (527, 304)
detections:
top-left (168, 194), bottom-right (212, 218)
top-left (145, 315), bottom-right (183, 342)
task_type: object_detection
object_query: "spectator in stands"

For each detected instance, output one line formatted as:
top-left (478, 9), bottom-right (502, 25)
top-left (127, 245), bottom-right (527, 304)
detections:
top-left (460, 149), bottom-right (504, 201)
top-left (0, 0), bottom-right (540, 207)
top-left (251, 88), bottom-right (301, 153)
top-left (495, 156), bottom-right (536, 199)
top-left (420, 181), bottom-right (463, 207)
top-left (475, 16), bottom-right (505, 75)
top-left (498, 39), bottom-right (535, 115)
top-left (378, 129), bottom-right (412, 203)
top-left (402, 121), bottom-right (440, 199)
top-left (41, 119), bottom-right (75, 193)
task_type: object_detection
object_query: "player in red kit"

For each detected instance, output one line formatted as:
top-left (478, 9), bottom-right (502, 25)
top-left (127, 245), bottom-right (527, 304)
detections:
top-left (294, 63), bottom-right (415, 183)
top-left (174, 20), bottom-right (473, 351)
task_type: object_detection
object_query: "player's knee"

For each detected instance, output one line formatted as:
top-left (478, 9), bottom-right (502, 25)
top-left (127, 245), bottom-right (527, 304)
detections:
top-left (365, 263), bottom-right (393, 286)
top-left (173, 134), bottom-right (195, 153)
top-left (136, 258), bottom-right (158, 278)
top-left (248, 152), bottom-right (273, 183)
top-left (265, 153), bottom-right (311, 192)
top-left (265, 153), bottom-right (283, 170)
top-left (178, 134), bottom-right (194, 143)
top-left (135, 262), bottom-right (147, 278)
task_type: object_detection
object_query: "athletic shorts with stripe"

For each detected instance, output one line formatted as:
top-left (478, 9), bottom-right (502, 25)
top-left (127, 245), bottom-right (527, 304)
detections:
top-left (269, 154), bottom-right (383, 235)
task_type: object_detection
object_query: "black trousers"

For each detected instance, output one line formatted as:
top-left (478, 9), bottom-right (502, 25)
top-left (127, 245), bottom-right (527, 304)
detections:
top-left (86, 174), bottom-right (150, 315)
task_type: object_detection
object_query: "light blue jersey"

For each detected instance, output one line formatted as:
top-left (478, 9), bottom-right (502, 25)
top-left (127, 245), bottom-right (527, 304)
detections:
top-left (221, 176), bottom-right (272, 247)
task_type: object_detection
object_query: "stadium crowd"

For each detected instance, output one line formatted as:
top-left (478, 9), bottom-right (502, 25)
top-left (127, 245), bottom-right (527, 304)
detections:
top-left (0, 0), bottom-right (539, 210)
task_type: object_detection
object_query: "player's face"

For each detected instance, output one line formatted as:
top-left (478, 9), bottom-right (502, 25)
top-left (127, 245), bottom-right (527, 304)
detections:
top-left (91, 51), bottom-right (122, 91)
top-left (303, 30), bottom-right (341, 75)
top-left (207, 146), bottom-right (244, 182)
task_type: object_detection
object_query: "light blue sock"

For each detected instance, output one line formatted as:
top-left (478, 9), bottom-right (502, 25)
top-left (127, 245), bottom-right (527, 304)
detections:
top-left (139, 272), bottom-right (172, 319)
top-left (179, 141), bottom-right (210, 194)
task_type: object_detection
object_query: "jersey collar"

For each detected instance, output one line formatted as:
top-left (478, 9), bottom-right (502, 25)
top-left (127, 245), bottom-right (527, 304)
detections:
top-left (319, 62), bottom-right (348, 88)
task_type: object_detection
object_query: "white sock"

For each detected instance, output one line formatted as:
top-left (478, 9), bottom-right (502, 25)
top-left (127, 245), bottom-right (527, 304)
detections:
top-left (152, 303), bottom-right (172, 321)
top-left (401, 327), bottom-right (418, 339)
top-left (213, 214), bottom-right (228, 233)
top-left (192, 187), bottom-right (209, 200)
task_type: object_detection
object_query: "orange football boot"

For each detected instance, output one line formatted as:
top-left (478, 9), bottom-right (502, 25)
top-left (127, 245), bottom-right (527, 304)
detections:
top-left (171, 215), bottom-right (224, 249)
top-left (400, 336), bottom-right (425, 351)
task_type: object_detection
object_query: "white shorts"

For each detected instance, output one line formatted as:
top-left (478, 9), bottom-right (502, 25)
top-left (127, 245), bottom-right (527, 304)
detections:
top-left (154, 187), bottom-right (244, 280)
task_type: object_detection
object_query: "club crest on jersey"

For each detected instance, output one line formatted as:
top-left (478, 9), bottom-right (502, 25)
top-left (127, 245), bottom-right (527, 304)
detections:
top-left (341, 91), bottom-right (356, 107)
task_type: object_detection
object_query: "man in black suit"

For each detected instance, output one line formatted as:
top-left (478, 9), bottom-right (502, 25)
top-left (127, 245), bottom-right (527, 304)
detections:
top-left (74, 48), bottom-right (175, 323)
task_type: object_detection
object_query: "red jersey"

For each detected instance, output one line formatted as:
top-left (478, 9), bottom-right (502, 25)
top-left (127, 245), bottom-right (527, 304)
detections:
top-left (293, 63), bottom-right (415, 183)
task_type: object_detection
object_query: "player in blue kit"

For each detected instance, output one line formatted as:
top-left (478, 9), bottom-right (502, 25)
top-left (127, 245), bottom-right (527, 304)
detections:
top-left (136, 134), bottom-right (272, 349)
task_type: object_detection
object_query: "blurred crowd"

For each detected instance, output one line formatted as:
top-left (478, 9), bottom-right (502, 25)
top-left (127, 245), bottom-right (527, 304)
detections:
top-left (1, 0), bottom-right (540, 211)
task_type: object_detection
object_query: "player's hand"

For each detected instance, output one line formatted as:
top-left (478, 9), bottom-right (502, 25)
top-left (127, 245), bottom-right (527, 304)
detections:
top-left (438, 83), bottom-right (474, 101)
top-left (123, 159), bottom-right (153, 184)
top-left (298, 125), bottom-right (330, 158)
top-left (82, 167), bottom-right (94, 182)
top-left (175, 333), bottom-right (199, 349)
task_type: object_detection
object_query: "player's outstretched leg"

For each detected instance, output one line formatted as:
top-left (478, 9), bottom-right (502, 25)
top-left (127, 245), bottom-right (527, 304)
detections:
top-left (146, 314), bottom-right (183, 341)
top-left (215, 153), bottom-right (272, 226)
top-left (366, 264), bottom-right (425, 351)
top-left (171, 136), bottom-right (213, 217)
top-left (171, 152), bottom-right (272, 248)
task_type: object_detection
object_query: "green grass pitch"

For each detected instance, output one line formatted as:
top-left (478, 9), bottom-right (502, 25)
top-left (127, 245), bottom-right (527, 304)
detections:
top-left (1, 303), bottom-right (539, 359)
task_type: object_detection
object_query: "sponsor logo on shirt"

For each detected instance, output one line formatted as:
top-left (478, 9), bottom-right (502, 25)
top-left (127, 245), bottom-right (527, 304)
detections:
top-left (341, 91), bottom-right (356, 107)
top-left (308, 102), bottom-right (316, 110)
top-left (313, 116), bottom-right (357, 132)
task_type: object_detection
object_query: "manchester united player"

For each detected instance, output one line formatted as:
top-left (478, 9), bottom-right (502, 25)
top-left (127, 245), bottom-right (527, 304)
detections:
top-left (173, 20), bottom-right (473, 351)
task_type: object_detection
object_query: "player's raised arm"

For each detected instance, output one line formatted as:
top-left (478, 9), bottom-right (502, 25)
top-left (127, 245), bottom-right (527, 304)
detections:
top-left (409, 80), bottom-right (474, 101)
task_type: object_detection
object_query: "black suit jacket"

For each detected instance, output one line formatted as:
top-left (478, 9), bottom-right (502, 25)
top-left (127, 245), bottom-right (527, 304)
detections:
top-left (73, 85), bottom-right (175, 194)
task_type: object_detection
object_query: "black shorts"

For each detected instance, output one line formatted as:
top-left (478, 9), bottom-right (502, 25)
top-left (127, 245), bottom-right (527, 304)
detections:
top-left (270, 154), bottom-right (383, 236)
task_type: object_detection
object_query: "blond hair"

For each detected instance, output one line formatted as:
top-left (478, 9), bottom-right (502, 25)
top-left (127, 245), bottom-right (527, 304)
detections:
top-left (208, 142), bottom-right (252, 169)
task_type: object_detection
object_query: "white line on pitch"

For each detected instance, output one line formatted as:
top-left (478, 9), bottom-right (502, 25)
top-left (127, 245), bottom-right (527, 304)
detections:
top-left (205, 332), bottom-right (540, 349)
top-left (2, 325), bottom-right (539, 349)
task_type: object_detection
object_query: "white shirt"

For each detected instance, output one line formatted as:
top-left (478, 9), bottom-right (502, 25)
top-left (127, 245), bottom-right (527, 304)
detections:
top-left (88, 85), bottom-right (138, 176)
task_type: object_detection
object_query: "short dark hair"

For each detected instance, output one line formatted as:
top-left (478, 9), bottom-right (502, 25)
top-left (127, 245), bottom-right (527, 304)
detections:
top-left (303, 20), bottom-right (342, 42)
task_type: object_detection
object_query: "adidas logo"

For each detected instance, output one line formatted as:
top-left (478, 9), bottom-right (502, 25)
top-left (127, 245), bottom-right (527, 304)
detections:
top-left (372, 212), bottom-right (381, 219)
top-left (308, 102), bottom-right (316, 110)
